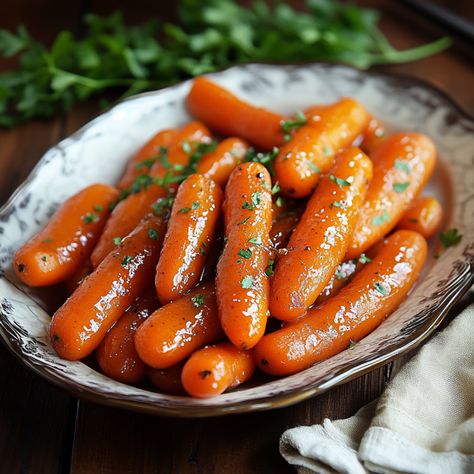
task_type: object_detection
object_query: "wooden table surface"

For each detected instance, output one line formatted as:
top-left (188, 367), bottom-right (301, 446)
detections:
top-left (0, 2), bottom-right (473, 473)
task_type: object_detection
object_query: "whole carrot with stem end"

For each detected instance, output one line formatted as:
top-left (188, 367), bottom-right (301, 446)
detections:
top-left (135, 283), bottom-right (223, 369)
top-left (187, 77), bottom-right (285, 150)
top-left (91, 122), bottom-right (213, 267)
top-left (96, 290), bottom-right (159, 384)
top-left (216, 162), bottom-right (273, 350)
top-left (197, 137), bottom-right (249, 187)
top-left (117, 128), bottom-right (178, 190)
top-left (14, 184), bottom-right (118, 287)
top-left (274, 98), bottom-right (370, 198)
top-left (155, 174), bottom-right (223, 304)
top-left (346, 133), bottom-right (436, 260)
top-left (396, 196), bottom-right (443, 239)
top-left (255, 230), bottom-right (428, 376)
top-left (49, 211), bottom-right (167, 361)
top-left (181, 342), bottom-right (255, 398)
top-left (270, 147), bottom-right (373, 321)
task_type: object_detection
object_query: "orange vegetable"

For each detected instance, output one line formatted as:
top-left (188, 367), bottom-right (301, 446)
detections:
top-left (346, 133), bottom-right (436, 259)
top-left (187, 77), bottom-right (285, 150)
top-left (216, 162), bottom-right (273, 349)
top-left (135, 283), bottom-right (222, 369)
top-left (117, 128), bottom-right (178, 190)
top-left (147, 363), bottom-right (185, 395)
top-left (96, 290), bottom-right (159, 384)
top-left (196, 137), bottom-right (249, 187)
top-left (270, 200), bottom-right (303, 251)
top-left (360, 117), bottom-right (386, 155)
top-left (65, 259), bottom-right (92, 295)
top-left (91, 122), bottom-right (212, 267)
top-left (181, 342), bottom-right (255, 398)
top-left (270, 147), bottom-right (373, 321)
top-left (49, 212), bottom-right (166, 361)
top-left (255, 230), bottom-right (427, 375)
top-left (155, 174), bottom-right (223, 304)
top-left (275, 98), bottom-right (370, 198)
top-left (396, 196), bottom-right (442, 239)
top-left (14, 184), bottom-right (118, 287)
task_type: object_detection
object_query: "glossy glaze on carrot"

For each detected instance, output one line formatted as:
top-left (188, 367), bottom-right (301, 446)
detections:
top-left (187, 77), bottom-right (285, 150)
top-left (197, 137), bottom-right (249, 187)
top-left (117, 128), bottom-right (178, 190)
top-left (216, 162), bottom-right (273, 349)
top-left (49, 212), bottom-right (167, 361)
top-left (96, 290), bottom-right (159, 384)
top-left (135, 283), bottom-right (222, 369)
top-left (65, 259), bottom-right (92, 295)
top-left (270, 147), bottom-right (373, 321)
top-left (396, 196), bottom-right (443, 238)
top-left (155, 174), bottom-right (223, 304)
top-left (255, 230), bottom-right (428, 375)
top-left (181, 342), bottom-right (255, 398)
top-left (360, 117), bottom-right (386, 155)
top-left (346, 133), bottom-right (436, 259)
top-left (269, 199), bottom-right (303, 251)
top-left (14, 184), bottom-right (118, 287)
top-left (91, 122), bottom-right (212, 267)
top-left (147, 363), bottom-right (185, 395)
top-left (274, 98), bottom-right (370, 198)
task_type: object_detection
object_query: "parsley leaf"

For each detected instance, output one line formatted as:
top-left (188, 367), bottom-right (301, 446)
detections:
top-left (265, 259), bottom-right (275, 277)
top-left (372, 210), bottom-right (391, 226)
top-left (358, 253), bottom-right (372, 264)
top-left (83, 212), bottom-right (99, 224)
top-left (191, 294), bottom-right (204, 307)
top-left (241, 275), bottom-right (254, 289)
top-left (238, 248), bottom-right (252, 259)
top-left (280, 110), bottom-right (307, 133)
top-left (148, 228), bottom-right (159, 240)
top-left (394, 160), bottom-right (411, 174)
top-left (374, 282), bottom-right (388, 295)
top-left (113, 236), bottom-right (122, 245)
top-left (439, 228), bottom-right (462, 248)
top-left (121, 255), bottom-right (133, 268)
top-left (393, 182), bottom-right (410, 193)
top-left (329, 175), bottom-right (350, 187)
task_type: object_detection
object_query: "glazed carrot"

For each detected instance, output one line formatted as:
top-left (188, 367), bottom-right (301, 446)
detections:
top-left (346, 133), bottom-right (436, 260)
top-left (181, 342), bottom-right (255, 398)
top-left (117, 128), bottom-right (178, 190)
top-left (49, 212), bottom-right (167, 361)
top-left (396, 196), bottom-right (442, 239)
top-left (360, 117), bottom-right (386, 155)
top-left (135, 283), bottom-right (222, 369)
top-left (155, 174), bottom-right (222, 304)
top-left (91, 122), bottom-right (212, 267)
top-left (14, 184), bottom-right (118, 287)
top-left (270, 147), bottom-right (373, 321)
top-left (216, 162), bottom-right (273, 349)
top-left (270, 200), bottom-right (303, 250)
top-left (96, 290), bottom-right (158, 384)
top-left (187, 77), bottom-right (285, 150)
top-left (275, 98), bottom-right (370, 197)
top-left (196, 137), bottom-right (249, 187)
top-left (255, 230), bottom-right (427, 375)
top-left (65, 259), bottom-right (92, 295)
top-left (148, 363), bottom-right (185, 395)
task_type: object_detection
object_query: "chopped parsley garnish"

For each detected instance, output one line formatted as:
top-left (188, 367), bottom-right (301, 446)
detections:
top-left (393, 182), bottom-right (410, 193)
top-left (251, 191), bottom-right (261, 207)
top-left (41, 255), bottom-right (47, 262)
top-left (329, 175), bottom-right (350, 187)
top-left (130, 173), bottom-right (153, 194)
top-left (83, 212), bottom-right (99, 224)
top-left (244, 147), bottom-right (279, 174)
top-left (199, 241), bottom-right (207, 256)
top-left (238, 249), bottom-right (252, 259)
top-left (238, 216), bottom-right (250, 225)
top-left (348, 340), bottom-right (357, 349)
top-left (265, 259), bottom-right (275, 277)
top-left (330, 201), bottom-right (346, 209)
top-left (134, 158), bottom-right (156, 170)
top-left (372, 210), bottom-right (391, 226)
top-left (191, 201), bottom-right (200, 210)
top-left (394, 159), bottom-right (410, 174)
top-left (323, 145), bottom-right (332, 157)
top-left (374, 282), bottom-right (388, 295)
top-left (335, 271), bottom-right (344, 280)
top-left (358, 254), bottom-right (372, 264)
top-left (93, 204), bottom-right (104, 212)
top-left (151, 197), bottom-right (173, 217)
top-left (275, 196), bottom-right (284, 208)
top-left (308, 162), bottom-right (320, 173)
top-left (191, 294), bottom-right (204, 307)
top-left (42, 237), bottom-right (53, 244)
top-left (280, 111), bottom-right (307, 133)
top-left (121, 255), bottom-right (133, 267)
top-left (148, 228), bottom-right (159, 240)
top-left (439, 228), bottom-right (463, 248)
top-left (271, 182), bottom-right (281, 195)
top-left (242, 201), bottom-right (254, 211)
top-left (113, 237), bottom-right (122, 245)
top-left (248, 237), bottom-right (262, 245)
top-left (181, 141), bottom-right (192, 155)
top-left (241, 275), bottom-right (254, 289)
top-left (178, 207), bottom-right (191, 214)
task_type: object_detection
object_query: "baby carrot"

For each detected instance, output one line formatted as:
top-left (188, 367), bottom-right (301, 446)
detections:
top-left (255, 230), bottom-right (428, 375)
top-left (270, 147), bottom-right (373, 321)
top-left (274, 98), bottom-right (370, 198)
top-left (134, 283), bottom-right (222, 369)
top-left (14, 184), bottom-right (118, 287)
top-left (196, 138), bottom-right (249, 187)
top-left (396, 196), bottom-right (442, 239)
top-left (65, 259), bottom-right (92, 295)
top-left (117, 128), bottom-right (178, 190)
top-left (91, 122), bottom-right (212, 267)
top-left (186, 77), bottom-right (285, 150)
top-left (181, 342), bottom-right (255, 398)
top-left (155, 174), bottom-right (223, 304)
top-left (216, 162), bottom-right (273, 349)
top-left (346, 133), bottom-right (436, 259)
top-left (96, 290), bottom-right (158, 384)
top-left (270, 200), bottom-right (303, 251)
top-left (49, 212), bottom-right (167, 361)
top-left (360, 117), bottom-right (386, 155)
top-left (147, 363), bottom-right (185, 395)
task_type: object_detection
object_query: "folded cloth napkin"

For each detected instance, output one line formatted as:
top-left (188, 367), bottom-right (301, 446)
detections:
top-left (280, 302), bottom-right (474, 474)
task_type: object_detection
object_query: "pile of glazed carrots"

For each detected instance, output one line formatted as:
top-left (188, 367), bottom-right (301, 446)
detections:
top-left (13, 77), bottom-right (441, 398)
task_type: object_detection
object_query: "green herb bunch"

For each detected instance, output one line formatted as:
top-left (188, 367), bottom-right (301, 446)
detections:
top-left (0, 0), bottom-right (450, 127)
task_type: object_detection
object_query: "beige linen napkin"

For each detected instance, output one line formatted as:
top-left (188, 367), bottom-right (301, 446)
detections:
top-left (280, 302), bottom-right (474, 474)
